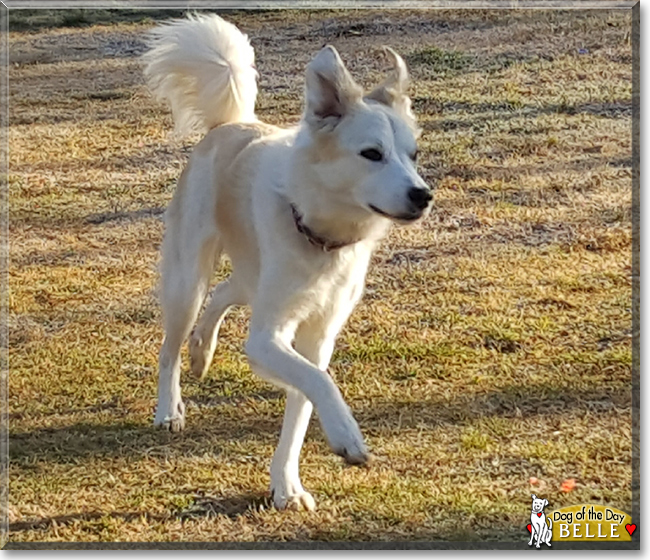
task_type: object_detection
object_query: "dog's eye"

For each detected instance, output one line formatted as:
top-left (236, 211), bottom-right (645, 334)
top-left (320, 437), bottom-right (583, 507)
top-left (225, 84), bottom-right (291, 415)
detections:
top-left (359, 148), bottom-right (383, 162)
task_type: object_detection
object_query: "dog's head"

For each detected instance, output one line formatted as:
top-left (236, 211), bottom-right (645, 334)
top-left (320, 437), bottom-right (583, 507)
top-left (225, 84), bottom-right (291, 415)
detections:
top-left (298, 45), bottom-right (432, 223)
top-left (531, 494), bottom-right (548, 514)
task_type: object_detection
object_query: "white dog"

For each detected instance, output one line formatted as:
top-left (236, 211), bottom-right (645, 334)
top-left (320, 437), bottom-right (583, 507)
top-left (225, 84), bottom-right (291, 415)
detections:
top-left (529, 494), bottom-right (553, 548)
top-left (143, 13), bottom-right (432, 511)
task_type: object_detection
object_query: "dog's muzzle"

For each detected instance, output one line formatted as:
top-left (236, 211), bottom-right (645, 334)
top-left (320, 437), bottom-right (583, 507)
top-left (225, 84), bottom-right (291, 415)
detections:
top-left (369, 186), bottom-right (433, 222)
top-left (407, 186), bottom-right (433, 211)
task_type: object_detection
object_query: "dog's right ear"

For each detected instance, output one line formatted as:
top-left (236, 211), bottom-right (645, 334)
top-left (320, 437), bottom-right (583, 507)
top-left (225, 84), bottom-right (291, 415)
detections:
top-left (304, 45), bottom-right (363, 131)
top-left (531, 494), bottom-right (537, 500)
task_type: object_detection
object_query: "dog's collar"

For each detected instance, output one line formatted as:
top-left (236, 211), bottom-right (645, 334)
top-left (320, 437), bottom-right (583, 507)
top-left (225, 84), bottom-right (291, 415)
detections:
top-left (290, 204), bottom-right (357, 252)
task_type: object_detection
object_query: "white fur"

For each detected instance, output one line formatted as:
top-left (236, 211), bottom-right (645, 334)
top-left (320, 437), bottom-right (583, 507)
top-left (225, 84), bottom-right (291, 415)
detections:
top-left (144, 14), bottom-right (433, 511)
top-left (143, 13), bottom-right (258, 135)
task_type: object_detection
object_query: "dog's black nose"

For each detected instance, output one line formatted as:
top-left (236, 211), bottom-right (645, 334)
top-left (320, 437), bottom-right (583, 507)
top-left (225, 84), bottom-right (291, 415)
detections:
top-left (408, 187), bottom-right (433, 210)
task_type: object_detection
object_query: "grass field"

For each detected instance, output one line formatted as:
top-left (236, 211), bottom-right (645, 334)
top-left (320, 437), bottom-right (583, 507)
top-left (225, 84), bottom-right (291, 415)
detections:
top-left (7, 8), bottom-right (633, 544)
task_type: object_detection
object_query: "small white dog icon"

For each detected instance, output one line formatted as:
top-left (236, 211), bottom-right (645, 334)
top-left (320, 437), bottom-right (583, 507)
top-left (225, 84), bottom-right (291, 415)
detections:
top-left (528, 494), bottom-right (553, 548)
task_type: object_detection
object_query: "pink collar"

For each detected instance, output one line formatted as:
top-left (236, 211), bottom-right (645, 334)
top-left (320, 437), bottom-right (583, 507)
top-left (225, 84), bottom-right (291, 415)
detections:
top-left (290, 204), bottom-right (358, 252)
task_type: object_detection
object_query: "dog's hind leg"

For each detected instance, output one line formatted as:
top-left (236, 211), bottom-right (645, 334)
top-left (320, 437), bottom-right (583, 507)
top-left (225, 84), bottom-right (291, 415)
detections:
top-left (189, 278), bottom-right (245, 379)
top-left (545, 521), bottom-right (552, 546)
top-left (155, 226), bottom-right (220, 432)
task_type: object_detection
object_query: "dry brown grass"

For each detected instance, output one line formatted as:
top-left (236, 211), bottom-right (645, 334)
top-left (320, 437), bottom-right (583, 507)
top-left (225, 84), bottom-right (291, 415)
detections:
top-left (7, 8), bottom-right (633, 544)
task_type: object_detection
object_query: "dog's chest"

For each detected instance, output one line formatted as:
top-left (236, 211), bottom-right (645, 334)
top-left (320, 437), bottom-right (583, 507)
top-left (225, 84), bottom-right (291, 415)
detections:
top-left (295, 248), bottom-right (369, 315)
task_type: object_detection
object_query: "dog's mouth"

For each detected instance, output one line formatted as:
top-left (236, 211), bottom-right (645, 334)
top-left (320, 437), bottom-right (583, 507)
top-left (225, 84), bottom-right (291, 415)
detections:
top-left (369, 204), bottom-right (421, 223)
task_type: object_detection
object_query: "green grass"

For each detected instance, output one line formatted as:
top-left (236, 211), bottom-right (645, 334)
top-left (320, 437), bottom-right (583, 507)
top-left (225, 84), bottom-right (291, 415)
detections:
top-left (7, 7), bottom-right (633, 544)
top-left (9, 9), bottom-right (189, 32)
top-left (407, 46), bottom-right (474, 73)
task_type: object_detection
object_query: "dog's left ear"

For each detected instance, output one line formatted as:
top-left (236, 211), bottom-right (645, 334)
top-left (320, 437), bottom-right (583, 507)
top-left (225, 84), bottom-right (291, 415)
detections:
top-left (365, 47), bottom-right (418, 132)
top-left (304, 45), bottom-right (363, 131)
top-left (544, 499), bottom-right (548, 506)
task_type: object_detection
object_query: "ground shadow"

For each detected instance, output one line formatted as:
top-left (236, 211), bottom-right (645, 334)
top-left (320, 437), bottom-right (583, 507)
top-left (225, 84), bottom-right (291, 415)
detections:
top-left (10, 380), bottom-right (630, 468)
top-left (8, 510), bottom-right (169, 533)
top-left (356, 382), bottom-right (630, 432)
top-left (439, 152), bottom-right (630, 185)
top-left (84, 206), bottom-right (166, 225)
top-left (8, 490), bottom-right (270, 535)
top-left (9, 413), bottom-right (281, 467)
top-left (423, 100), bottom-right (632, 134)
top-left (177, 491), bottom-right (271, 521)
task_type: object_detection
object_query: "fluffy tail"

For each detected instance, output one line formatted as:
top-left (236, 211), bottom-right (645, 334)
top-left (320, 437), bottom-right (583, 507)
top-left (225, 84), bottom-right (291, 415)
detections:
top-left (143, 13), bottom-right (258, 135)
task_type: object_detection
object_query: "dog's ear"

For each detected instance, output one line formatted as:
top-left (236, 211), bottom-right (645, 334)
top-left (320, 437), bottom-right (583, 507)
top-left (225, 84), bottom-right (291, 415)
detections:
top-left (544, 499), bottom-right (548, 506)
top-left (365, 47), bottom-right (417, 131)
top-left (531, 494), bottom-right (537, 500)
top-left (304, 45), bottom-right (362, 131)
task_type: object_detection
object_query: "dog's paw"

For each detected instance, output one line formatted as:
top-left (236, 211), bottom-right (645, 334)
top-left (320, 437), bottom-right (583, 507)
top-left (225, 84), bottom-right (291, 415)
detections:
top-left (189, 333), bottom-right (212, 380)
top-left (271, 485), bottom-right (316, 512)
top-left (319, 408), bottom-right (370, 465)
top-left (330, 429), bottom-right (370, 466)
top-left (274, 491), bottom-right (316, 512)
top-left (154, 401), bottom-right (185, 432)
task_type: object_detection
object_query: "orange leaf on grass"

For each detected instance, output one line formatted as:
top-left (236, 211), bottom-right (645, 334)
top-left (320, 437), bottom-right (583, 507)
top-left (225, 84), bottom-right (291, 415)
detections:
top-left (529, 477), bottom-right (539, 485)
top-left (560, 478), bottom-right (576, 493)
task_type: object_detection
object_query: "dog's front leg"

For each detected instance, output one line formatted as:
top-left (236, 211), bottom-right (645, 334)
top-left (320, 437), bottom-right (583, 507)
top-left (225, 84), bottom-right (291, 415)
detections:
top-left (270, 389), bottom-right (315, 511)
top-left (535, 524), bottom-right (543, 548)
top-left (269, 318), bottom-right (339, 511)
top-left (246, 329), bottom-right (369, 466)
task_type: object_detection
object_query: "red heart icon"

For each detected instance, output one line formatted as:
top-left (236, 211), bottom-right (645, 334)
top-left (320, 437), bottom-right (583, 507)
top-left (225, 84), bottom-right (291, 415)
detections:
top-left (625, 524), bottom-right (636, 536)
top-left (537, 512), bottom-right (542, 517)
top-left (527, 524), bottom-right (532, 533)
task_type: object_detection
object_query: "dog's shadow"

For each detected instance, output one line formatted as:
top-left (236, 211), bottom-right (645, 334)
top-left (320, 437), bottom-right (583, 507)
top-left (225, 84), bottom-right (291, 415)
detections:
top-left (10, 380), bottom-right (630, 468)
top-left (9, 413), bottom-right (281, 467)
top-left (8, 492), bottom-right (271, 536)
top-left (178, 491), bottom-right (272, 520)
